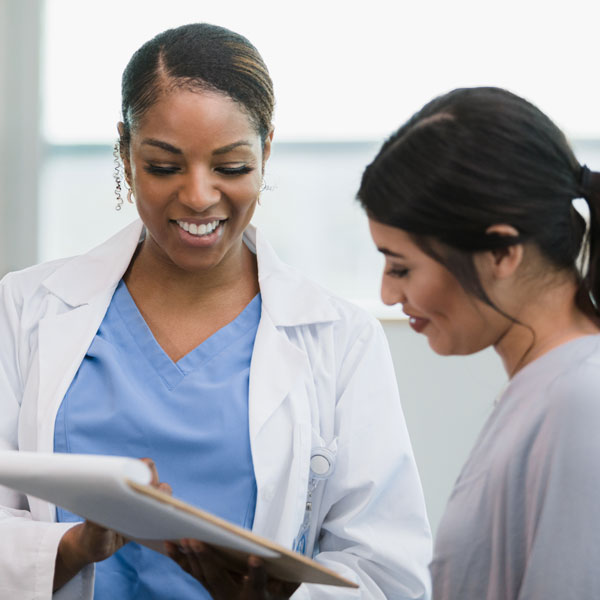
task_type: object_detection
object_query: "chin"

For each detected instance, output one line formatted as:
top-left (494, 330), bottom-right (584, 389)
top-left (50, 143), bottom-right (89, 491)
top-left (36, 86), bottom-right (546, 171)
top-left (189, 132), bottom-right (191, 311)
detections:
top-left (428, 343), bottom-right (455, 356)
top-left (427, 335), bottom-right (474, 357)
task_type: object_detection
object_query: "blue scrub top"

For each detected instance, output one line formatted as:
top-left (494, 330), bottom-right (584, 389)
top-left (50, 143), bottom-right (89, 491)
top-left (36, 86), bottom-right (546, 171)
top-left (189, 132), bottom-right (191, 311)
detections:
top-left (54, 280), bottom-right (261, 599)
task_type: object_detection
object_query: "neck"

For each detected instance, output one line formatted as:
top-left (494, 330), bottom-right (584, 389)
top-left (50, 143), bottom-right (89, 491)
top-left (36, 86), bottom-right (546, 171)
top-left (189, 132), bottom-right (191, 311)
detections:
top-left (494, 279), bottom-right (600, 377)
top-left (124, 237), bottom-right (259, 309)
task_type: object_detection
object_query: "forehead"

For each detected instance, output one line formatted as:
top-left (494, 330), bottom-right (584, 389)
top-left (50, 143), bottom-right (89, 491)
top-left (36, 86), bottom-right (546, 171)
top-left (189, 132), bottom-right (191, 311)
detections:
top-left (132, 88), bottom-right (259, 148)
top-left (368, 219), bottom-right (426, 259)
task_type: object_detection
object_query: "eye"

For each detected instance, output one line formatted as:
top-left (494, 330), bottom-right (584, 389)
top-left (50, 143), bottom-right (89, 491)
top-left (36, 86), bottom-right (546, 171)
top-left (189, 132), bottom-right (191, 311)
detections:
top-left (144, 164), bottom-right (180, 176)
top-left (385, 267), bottom-right (409, 278)
top-left (216, 165), bottom-right (254, 176)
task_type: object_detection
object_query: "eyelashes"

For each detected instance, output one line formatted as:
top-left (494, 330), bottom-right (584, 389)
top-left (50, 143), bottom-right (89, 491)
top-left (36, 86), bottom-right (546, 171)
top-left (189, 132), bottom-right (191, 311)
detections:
top-left (385, 267), bottom-right (409, 278)
top-left (217, 166), bottom-right (254, 176)
top-left (143, 165), bottom-right (254, 176)
top-left (144, 165), bottom-right (179, 175)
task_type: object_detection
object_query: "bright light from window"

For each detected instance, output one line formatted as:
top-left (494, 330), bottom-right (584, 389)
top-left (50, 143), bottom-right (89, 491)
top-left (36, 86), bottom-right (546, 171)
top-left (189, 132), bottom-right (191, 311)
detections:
top-left (43, 0), bottom-right (600, 145)
top-left (40, 0), bottom-right (600, 314)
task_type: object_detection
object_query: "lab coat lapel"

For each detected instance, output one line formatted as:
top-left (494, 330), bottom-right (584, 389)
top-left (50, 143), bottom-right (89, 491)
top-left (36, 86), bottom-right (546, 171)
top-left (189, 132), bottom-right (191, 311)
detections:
top-left (248, 309), bottom-right (306, 442)
top-left (35, 300), bottom-right (111, 454)
top-left (23, 223), bottom-right (143, 522)
top-left (247, 227), bottom-right (342, 542)
top-left (248, 309), bottom-right (312, 543)
top-left (25, 302), bottom-right (110, 522)
top-left (33, 222), bottom-right (143, 453)
top-left (247, 225), bottom-right (340, 442)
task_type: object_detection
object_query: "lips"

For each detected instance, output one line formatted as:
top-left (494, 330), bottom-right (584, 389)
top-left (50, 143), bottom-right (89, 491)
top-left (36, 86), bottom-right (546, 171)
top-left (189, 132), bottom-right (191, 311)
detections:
top-left (172, 218), bottom-right (226, 247)
top-left (175, 218), bottom-right (224, 237)
top-left (407, 315), bottom-right (429, 333)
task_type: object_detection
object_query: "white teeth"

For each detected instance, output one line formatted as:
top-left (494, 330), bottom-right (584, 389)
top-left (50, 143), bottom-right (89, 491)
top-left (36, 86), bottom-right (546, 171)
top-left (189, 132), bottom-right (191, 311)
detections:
top-left (177, 220), bottom-right (220, 237)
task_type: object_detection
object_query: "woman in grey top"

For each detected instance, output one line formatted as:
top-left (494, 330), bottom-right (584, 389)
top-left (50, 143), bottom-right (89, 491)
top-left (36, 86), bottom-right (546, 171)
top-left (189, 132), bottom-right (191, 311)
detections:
top-left (357, 87), bottom-right (600, 599)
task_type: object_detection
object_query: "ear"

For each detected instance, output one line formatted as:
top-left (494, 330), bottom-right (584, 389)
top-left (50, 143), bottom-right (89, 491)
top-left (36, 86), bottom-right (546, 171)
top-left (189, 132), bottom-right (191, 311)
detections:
top-left (116, 122), bottom-right (126, 148)
top-left (116, 122), bottom-right (132, 183)
top-left (262, 127), bottom-right (274, 170)
top-left (478, 224), bottom-right (523, 280)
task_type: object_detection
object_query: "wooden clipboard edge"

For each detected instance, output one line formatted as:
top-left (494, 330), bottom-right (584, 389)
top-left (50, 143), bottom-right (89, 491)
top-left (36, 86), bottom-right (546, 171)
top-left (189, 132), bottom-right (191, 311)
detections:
top-left (126, 480), bottom-right (358, 589)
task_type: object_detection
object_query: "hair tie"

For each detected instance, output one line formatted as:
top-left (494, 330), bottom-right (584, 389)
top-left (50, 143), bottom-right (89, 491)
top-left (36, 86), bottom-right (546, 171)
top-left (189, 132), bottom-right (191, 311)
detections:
top-left (580, 164), bottom-right (593, 195)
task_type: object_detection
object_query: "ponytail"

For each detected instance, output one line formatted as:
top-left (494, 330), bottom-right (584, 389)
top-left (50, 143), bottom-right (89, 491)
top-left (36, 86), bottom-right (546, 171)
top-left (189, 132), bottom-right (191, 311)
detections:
top-left (578, 165), bottom-right (600, 314)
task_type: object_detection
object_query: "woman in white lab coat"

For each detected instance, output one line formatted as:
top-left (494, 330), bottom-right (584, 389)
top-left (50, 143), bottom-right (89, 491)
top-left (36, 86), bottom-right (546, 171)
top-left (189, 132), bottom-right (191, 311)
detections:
top-left (0, 23), bottom-right (431, 600)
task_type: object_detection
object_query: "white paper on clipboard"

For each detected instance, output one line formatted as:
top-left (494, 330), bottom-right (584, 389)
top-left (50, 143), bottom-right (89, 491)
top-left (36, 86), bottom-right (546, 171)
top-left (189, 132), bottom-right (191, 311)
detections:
top-left (0, 451), bottom-right (358, 588)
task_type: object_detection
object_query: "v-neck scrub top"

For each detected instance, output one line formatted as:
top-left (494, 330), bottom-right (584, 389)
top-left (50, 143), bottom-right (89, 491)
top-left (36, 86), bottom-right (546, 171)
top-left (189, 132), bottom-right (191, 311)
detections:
top-left (54, 280), bottom-right (261, 599)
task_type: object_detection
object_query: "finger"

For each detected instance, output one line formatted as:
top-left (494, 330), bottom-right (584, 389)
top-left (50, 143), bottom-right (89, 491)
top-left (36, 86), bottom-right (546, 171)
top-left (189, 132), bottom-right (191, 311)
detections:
top-left (164, 541), bottom-right (177, 556)
top-left (139, 457), bottom-right (160, 486)
top-left (178, 540), bottom-right (208, 582)
top-left (267, 579), bottom-right (301, 597)
top-left (158, 481), bottom-right (173, 496)
top-left (244, 556), bottom-right (268, 599)
top-left (165, 541), bottom-right (188, 570)
top-left (183, 540), bottom-right (241, 597)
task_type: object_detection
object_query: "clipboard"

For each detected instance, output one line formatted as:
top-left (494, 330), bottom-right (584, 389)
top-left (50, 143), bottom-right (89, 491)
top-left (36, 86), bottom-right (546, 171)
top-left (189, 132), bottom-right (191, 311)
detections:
top-left (0, 451), bottom-right (357, 588)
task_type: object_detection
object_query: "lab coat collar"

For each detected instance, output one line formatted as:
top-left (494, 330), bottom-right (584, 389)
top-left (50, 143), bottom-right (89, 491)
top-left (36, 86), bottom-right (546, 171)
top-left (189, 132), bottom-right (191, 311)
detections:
top-left (41, 220), bottom-right (341, 327)
top-left (41, 219), bottom-right (143, 307)
top-left (245, 225), bottom-right (340, 327)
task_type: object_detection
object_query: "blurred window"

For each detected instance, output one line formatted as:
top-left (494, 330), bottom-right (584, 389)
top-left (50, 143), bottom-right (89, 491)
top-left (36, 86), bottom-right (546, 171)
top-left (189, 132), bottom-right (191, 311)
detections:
top-left (41, 0), bottom-right (600, 315)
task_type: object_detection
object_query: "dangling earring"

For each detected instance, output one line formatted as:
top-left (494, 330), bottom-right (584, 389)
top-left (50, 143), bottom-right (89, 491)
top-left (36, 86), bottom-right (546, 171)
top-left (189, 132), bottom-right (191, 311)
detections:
top-left (114, 140), bottom-right (135, 209)
top-left (113, 142), bottom-right (125, 211)
top-left (257, 178), bottom-right (272, 206)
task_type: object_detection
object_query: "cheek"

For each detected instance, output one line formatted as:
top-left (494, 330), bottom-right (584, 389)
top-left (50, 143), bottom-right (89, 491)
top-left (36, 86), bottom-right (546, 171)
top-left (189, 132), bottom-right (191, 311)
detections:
top-left (411, 281), bottom-right (450, 316)
top-left (423, 274), bottom-right (469, 318)
top-left (439, 301), bottom-right (495, 353)
top-left (225, 179), bottom-right (261, 210)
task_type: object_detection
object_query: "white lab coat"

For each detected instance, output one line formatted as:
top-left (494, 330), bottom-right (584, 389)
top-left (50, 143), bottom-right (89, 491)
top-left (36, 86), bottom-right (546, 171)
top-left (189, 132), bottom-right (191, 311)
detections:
top-left (0, 220), bottom-right (432, 600)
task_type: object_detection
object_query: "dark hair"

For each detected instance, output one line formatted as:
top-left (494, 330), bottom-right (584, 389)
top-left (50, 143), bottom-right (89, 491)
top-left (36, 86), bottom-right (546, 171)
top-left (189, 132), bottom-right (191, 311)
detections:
top-left (358, 86), bottom-right (600, 314)
top-left (120, 23), bottom-right (274, 148)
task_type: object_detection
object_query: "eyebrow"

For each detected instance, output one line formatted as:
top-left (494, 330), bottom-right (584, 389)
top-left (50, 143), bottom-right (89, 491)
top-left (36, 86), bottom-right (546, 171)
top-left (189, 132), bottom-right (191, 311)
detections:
top-left (141, 138), bottom-right (252, 156)
top-left (142, 139), bottom-right (182, 154)
top-left (378, 247), bottom-right (406, 258)
top-left (213, 141), bottom-right (253, 155)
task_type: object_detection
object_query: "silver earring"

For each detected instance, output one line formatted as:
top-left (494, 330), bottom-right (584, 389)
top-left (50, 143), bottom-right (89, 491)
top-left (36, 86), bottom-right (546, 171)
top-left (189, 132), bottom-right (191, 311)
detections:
top-left (127, 188), bottom-right (134, 204)
top-left (113, 142), bottom-right (125, 211)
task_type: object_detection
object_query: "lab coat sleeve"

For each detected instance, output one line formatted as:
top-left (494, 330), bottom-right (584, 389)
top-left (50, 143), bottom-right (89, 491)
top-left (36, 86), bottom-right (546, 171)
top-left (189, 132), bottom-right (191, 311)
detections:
top-left (295, 316), bottom-right (432, 599)
top-left (0, 273), bottom-right (94, 600)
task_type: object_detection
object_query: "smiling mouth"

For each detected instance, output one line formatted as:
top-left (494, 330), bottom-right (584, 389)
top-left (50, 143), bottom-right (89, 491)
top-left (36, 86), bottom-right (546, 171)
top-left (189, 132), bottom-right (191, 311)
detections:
top-left (175, 219), bottom-right (224, 237)
top-left (408, 315), bottom-right (429, 333)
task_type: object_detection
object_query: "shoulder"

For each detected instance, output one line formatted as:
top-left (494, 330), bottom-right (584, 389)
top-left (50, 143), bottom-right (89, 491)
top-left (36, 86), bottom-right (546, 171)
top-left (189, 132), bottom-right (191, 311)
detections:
top-left (271, 258), bottom-right (382, 338)
top-left (253, 226), bottom-right (381, 336)
top-left (533, 337), bottom-right (600, 451)
top-left (0, 220), bottom-right (141, 317)
top-left (0, 257), bottom-right (74, 309)
top-left (327, 293), bottom-right (385, 343)
top-left (548, 344), bottom-right (600, 421)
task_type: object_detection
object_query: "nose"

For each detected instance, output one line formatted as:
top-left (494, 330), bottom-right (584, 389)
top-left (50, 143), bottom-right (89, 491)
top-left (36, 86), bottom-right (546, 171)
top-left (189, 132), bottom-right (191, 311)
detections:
top-left (380, 277), bottom-right (406, 307)
top-left (179, 169), bottom-right (220, 212)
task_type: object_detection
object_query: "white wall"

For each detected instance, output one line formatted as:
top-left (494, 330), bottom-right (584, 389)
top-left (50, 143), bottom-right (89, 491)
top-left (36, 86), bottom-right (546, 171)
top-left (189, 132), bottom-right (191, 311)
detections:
top-left (382, 320), bottom-right (506, 534)
top-left (0, 0), bottom-right (8, 273)
top-left (0, 0), bottom-right (42, 275)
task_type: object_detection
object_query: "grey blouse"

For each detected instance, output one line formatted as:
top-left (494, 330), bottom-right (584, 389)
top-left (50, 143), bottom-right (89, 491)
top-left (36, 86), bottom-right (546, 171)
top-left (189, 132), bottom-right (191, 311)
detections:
top-left (431, 334), bottom-right (600, 600)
